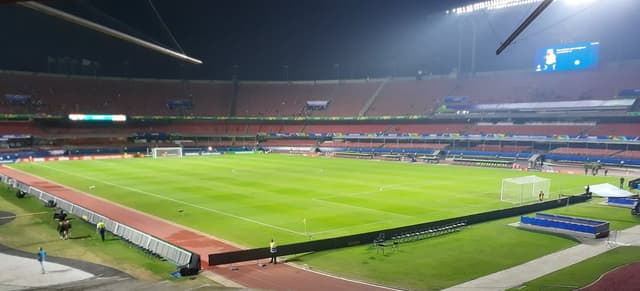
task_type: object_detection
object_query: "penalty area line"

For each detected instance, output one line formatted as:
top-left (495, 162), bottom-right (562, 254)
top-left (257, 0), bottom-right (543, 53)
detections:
top-left (29, 163), bottom-right (306, 236)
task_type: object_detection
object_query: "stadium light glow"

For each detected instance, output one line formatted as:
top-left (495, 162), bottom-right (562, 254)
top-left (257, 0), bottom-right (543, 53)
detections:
top-left (448, 0), bottom-right (598, 15)
top-left (563, 0), bottom-right (596, 6)
top-left (449, 0), bottom-right (543, 15)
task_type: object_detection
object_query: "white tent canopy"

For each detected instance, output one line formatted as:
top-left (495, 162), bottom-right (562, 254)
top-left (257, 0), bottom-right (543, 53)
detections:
top-left (589, 183), bottom-right (635, 198)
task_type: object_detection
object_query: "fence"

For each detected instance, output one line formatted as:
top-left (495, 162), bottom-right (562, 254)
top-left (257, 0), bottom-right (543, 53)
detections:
top-left (209, 193), bottom-right (591, 265)
top-left (1, 173), bottom-right (192, 267)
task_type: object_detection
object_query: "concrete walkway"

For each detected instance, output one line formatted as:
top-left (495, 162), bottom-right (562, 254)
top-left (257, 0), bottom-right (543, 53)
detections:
top-left (0, 253), bottom-right (93, 290)
top-left (0, 242), bottom-right (130, 291)
top-left (444, 225), bottom-right (640, 291)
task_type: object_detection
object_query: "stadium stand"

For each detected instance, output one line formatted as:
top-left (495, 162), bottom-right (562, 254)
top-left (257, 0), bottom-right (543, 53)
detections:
top-left (387, 123), bottom-right (467, 134)
top-left (612, 150), bottom-right (640, 159)
top-left (1, 63), bottom-right (640, 170)
top-left (470, 144), bottom-right (531, 152)
top-left (366, 78), bottom-right (452, 116)
top-left (316, 81), bottom-right (381, 116)
top-left (383, 143), bottom-right (449, 150)
top-left (587, 123), bottom-right (640, 136)
top-left (0, 71), bottom-right (232, 115)
top-left (448, 64), bottom-right (640, 105)
top-left (320, 141), bottom-right (384, 148)
top-left (261, 139), bottom-right (318, 147)
top-left (549, 147), bottom-right (621, 157)
top-left (167, 122), bottom-right (228, 135)
top-left (234, 81), bottom-right (382, 117)
top-left (466, 123), bottom-right (591, 136)
top-left (304, 124), bottom-right (390, 134)
top-left (0, 121), bottom-right (45, 135)
top-left (278, 124), bottom-right (304, 134)
top-left (1, 62), bottom-right (639, 117)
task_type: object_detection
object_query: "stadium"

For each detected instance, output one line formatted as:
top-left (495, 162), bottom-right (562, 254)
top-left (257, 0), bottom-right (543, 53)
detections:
top-left (0, 0), bottom-right (639, 290)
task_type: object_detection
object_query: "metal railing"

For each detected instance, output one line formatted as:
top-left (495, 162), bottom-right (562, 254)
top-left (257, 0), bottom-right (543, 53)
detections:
top-left (2, 174), bottom-right (192, 266)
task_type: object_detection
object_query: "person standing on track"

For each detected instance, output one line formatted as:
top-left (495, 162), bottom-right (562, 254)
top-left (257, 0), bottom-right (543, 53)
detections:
top-left (269, 239), bottom-right (278, 264)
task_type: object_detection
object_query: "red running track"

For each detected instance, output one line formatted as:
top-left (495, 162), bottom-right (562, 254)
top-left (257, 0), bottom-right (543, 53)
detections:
top-left (0, 166), bottom-right (391, 291)
top-left (580, 262), bottom-right (640, 291)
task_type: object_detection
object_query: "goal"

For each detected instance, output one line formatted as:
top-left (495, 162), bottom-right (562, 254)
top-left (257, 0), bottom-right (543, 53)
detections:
top-left (151, 147), bottom-right (183, 158)
top-left (501, 175), bottom-right (550, 204)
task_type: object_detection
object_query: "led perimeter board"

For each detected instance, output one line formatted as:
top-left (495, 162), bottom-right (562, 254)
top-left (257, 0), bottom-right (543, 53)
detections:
top-left (68, 114), bottom-right (127, 122)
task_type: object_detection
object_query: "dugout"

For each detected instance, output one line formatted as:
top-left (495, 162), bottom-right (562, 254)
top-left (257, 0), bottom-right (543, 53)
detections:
top-left (520, 213), bottom-right (609, 238)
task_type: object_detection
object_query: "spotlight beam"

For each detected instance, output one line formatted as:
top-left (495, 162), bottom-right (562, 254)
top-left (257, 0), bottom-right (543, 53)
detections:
top-left (496, 0), bottom-right (554, 55)
top-left (18, 1), bottom-right (203, 65)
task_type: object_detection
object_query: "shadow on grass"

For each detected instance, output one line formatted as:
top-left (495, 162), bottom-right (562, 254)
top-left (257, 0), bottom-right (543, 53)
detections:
top-left (282, 252), bottom-right (315, 263)
top-left (515, 227), bottom-right (582, 244)
top-left (69, 235), bottom-right (92, 240)
top-left (11, 238), bottom-right (72, 249)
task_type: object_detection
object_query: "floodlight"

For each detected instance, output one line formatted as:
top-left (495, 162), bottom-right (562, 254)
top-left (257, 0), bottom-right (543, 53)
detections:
top-left (448, 0), bottom-right (543, 15)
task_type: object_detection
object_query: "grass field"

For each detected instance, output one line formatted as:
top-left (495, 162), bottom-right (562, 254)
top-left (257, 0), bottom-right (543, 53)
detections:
top-left (11, 154), bottom-right (615, 247)
top-left (0, 187), bottom-right (218, 288)
top-left (7, 154), bottom-right (638, 290)
top-left (294, 198), bottom-right (640, 290)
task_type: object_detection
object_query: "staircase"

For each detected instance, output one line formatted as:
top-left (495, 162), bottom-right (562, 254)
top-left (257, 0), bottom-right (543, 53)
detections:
top-left (358, 78), bottom-right (389, 117)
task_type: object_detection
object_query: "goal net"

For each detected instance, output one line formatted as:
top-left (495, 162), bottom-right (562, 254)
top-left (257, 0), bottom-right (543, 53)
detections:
top-left (151, 147), bottom-right (183, 158)
top-left (501, 175), bottom-right (550, 204)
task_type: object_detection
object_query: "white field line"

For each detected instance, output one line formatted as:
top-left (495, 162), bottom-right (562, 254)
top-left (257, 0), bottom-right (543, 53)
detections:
top-left (313, 180), bottom-right (450, 201)
top-left (230, 166), bottom-right (325, 176)
top-left (31, 163), bottom-right (306, 236)
top-left (311, 196), bottom-right (412, 220)
top-left (49, 159), bottom-right (411, 233)
top-left (310, 217), bottom-right (409, 236)
top-left (224, 164), bottom-right (412, 219)
top-left (286, 262), bottom-right (403, 291)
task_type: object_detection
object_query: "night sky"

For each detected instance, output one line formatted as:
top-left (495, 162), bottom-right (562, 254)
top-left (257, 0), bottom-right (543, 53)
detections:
top-left (0, 0), bottom-right (638, 80)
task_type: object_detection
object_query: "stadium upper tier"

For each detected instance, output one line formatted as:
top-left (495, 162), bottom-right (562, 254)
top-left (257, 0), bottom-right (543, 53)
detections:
top-left (1, 121), bottom-right (638, 138)
top-left (1, 61), bottom-right (638, 117)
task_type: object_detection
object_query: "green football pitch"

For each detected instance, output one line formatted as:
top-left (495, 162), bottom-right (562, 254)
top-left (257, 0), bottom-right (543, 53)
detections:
top-left (11, 154), bottom-right (614, 248)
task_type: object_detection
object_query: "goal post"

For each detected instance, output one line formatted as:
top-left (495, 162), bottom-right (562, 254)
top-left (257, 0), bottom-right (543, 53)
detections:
top-left (501, 175), bottom-right (551, 204)
top-left (151, 147), bottom-right (183, 158)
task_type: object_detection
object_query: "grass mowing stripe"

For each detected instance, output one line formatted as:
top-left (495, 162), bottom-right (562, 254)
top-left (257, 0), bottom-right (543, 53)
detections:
top-left (13, 155), bottom-right (616, 247)
top-left (311, 196), bottom-right (413, 219)
top-left (29, 162), bottom-right (307, 236)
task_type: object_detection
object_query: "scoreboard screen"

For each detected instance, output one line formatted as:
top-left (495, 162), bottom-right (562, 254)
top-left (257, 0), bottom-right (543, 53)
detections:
top-left (535, 41), bottom-right (600, 72)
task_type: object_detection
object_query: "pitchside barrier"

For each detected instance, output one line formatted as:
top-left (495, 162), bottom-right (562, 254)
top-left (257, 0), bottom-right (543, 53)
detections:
top-left (0, 174), bottom-right (193, 267)
top-left (208, 193), bottom-right (591, 265)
